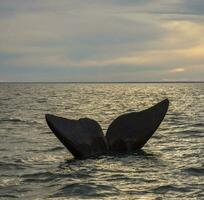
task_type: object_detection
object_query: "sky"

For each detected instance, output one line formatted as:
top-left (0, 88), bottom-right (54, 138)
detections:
top-left (0, 0), bottom-right (204, 82)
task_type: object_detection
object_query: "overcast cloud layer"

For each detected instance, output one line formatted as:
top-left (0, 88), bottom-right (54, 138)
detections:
top-left (0, 0), bottom-right (204, 82)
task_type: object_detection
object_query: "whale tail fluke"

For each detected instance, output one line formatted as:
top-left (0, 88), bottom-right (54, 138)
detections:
top-left (106, 99), bottom-right (169, 152)
top-left (45, 99), bottom-right (169, 159)
top-left (45, 114), bottom-right (108, 159)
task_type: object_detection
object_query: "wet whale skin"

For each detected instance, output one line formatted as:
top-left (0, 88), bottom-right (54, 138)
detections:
top-left (45, 99), bottom-right (169, 159)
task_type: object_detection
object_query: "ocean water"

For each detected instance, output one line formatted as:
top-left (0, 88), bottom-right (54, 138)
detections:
top-left (0, 83), bottom-right (203, 200)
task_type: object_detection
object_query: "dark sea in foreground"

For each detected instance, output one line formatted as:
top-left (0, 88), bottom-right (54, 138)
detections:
top-left (0, 83), bottom-right (203, 200)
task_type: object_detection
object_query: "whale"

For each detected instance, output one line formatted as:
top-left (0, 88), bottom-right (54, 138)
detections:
top-left (45, 98), bottom-right (169, 159)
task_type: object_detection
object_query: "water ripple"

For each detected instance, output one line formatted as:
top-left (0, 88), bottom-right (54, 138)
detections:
top-left (0, 83), bottom-right (203, 199)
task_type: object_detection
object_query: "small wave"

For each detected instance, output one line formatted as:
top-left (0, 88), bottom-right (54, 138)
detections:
top-left (125, 109), bottom-right (136, 112)
top-left (23, 175), bottom-right (57, 183)
top-left (21, 171), bottom-right (75, 184)
top-left (104, 174), bottom-right (129, 182)
top-left (175, 129), bottom-right (204, 137)
top-left (52, 183), bottom-right (120, 198)
top-left (0, 97), bottom-right (12, 101)
top-left (21, 171), bottom-right (54, 179)
top-left (37, 98), bottom-right (47, 103)
top-left (0, 194), bottom-right (18, 198)
top-left (0, 118), bottom-right (23, 123)
top-left (0, 186), bottom-right (30, 198)
top-left (0, 148), bottom-right (8, 151)
top-left (0, 161), bottom-right (26, 170)
top-left (43, 146), bottom-right (65, 152)
top-left (0, 117), bottom-right (41, 126)
top-left (40, 131), bottom-right (52, 135)
top-left (193, 122), bottom-right (204, 127)
top-left (152, 184), bottom-right (191, 194)
top-left (28, 146), bottom-right (64, 153)
top-left (161, 146), bottom-right (174, 152)
top-left (183, 167), bottom-right (204, 176)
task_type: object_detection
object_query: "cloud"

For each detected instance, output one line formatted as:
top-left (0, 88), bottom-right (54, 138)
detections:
top-left (0, 0), bottom-right (204, 81)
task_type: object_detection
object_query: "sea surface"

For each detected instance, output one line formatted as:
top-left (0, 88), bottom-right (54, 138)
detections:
top-left (0, 83), bottom-right (203, 200)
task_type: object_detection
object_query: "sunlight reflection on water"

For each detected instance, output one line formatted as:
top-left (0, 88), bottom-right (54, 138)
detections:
top-left (0, 83), bottom-right (203, 199)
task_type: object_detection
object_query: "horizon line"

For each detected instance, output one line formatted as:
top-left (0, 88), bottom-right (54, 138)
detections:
top-left (0, 81), bottom-right (204, 84)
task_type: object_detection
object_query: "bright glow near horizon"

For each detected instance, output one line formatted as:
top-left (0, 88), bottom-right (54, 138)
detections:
top-left (0, 0), bottom-right (204, 82)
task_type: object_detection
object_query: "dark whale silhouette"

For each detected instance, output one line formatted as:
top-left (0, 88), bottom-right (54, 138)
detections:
top-left (45, 99), bottom-right (169, 159)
